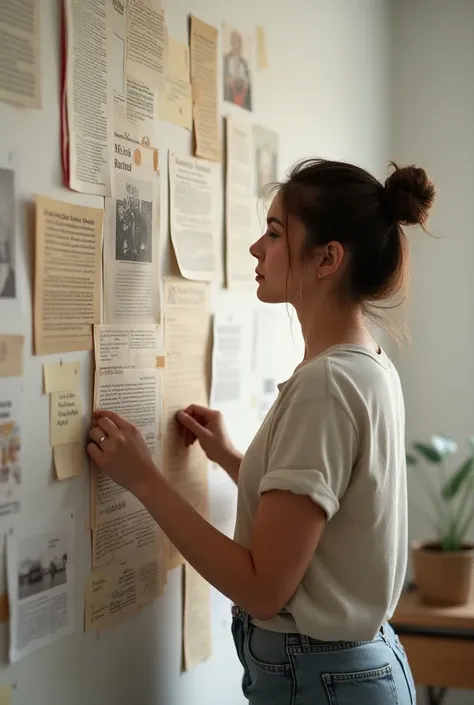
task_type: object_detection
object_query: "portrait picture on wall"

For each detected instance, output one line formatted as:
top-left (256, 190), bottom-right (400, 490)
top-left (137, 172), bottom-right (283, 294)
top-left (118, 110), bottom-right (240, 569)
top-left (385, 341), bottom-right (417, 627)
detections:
top-left (0, 167), bottom-right (16, 300)
top-left (115, 177), bottom-right (153, 263)
top-left (222, 24), bottom-right (253, 111)
top-left (253, 125), bottom-right (279, 195)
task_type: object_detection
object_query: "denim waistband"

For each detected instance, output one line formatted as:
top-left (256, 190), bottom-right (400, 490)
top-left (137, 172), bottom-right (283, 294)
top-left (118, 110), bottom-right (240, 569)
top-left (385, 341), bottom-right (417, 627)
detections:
top-left (231, 604), bottom-right (392, 648)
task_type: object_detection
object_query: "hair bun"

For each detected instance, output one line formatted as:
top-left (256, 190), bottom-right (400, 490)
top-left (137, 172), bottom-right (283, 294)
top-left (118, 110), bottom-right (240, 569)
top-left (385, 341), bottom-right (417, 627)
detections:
top-left (384, 162), bottom-right (436, 227)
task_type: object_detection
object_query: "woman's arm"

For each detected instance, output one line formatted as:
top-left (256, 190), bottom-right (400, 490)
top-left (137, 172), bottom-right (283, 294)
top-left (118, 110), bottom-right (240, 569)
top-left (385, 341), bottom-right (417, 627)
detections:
top-left (88, 411), bottom-right (326, 621)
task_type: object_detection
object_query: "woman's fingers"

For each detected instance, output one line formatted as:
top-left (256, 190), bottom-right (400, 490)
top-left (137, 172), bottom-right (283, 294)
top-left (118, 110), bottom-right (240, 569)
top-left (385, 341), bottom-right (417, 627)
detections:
top-left (94, 409), bottom-right (129, 429)
top-left (95, 416), bottom-right (119, 438)
top-left (89, 425), bottom-right (107, 447)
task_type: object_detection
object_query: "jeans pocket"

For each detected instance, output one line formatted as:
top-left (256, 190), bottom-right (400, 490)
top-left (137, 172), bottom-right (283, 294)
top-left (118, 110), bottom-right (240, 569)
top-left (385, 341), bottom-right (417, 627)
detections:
top-left (393, 636), bottom-right (416, 704)
top-left (322, 663), bottom-right (399, 705)
top-left (245, 624), bottom-right (291, 673)
top-left (243, 625), bottom-right (294, 705)
top-left (231, 618), bottom-right (251, 696)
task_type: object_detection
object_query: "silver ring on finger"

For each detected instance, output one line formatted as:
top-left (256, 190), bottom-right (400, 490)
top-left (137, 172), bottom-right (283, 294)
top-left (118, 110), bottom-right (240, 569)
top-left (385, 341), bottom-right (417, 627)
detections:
top-left (98, 435), bottom-right (107, 445)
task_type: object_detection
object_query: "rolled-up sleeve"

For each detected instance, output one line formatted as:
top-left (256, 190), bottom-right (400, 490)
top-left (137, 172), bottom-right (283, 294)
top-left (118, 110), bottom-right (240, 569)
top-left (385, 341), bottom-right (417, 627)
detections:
top-left (258, 396), bottom-right (358, 520)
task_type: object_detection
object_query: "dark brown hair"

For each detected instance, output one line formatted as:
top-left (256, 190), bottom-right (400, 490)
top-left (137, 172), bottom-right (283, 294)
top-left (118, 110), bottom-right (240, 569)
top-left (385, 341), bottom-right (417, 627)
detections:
top-left (276, 159), bottom-right (437, 321)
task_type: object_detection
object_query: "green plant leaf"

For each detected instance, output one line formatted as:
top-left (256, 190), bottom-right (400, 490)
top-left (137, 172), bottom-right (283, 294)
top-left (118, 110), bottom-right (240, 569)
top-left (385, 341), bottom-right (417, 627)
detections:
top-left (457, 503), bottom-right (474, 545)
top-left (406, 453), bottom-right (417, 466)
top-left (442, 457), bottom-right (474, 500)
top-left (413, 442), bottom-right (442, 463)
top-left (469, 436), bottom-right (474, 455)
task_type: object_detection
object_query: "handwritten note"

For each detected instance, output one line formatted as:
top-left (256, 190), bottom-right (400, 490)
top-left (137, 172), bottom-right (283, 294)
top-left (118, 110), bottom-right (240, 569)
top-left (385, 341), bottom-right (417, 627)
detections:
top-left (50, 391), bottom-right (83, 447)
top-left (0, 335), bottom-right (24, 377)
top-left (53, 443), bottom-right (84, 480)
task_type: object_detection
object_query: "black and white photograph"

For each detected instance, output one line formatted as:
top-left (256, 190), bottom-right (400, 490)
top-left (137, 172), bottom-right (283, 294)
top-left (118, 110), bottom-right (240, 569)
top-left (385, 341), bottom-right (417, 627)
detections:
top-left (115, 178), bottom-right (153, 263)
top-left (17, 532), bottom-right (68, 600)
top-left (252, 124), bottom-right (279, 195)
top-left (0, 166), bottom-right (16, 299)
top-left (223, 24), bottom-right (253, 112)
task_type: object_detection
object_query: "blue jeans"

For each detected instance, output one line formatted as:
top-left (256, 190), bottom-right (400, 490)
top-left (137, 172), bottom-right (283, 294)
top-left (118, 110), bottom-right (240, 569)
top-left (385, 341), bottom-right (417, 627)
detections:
top-left (231, 606), bottom-right (416, 704)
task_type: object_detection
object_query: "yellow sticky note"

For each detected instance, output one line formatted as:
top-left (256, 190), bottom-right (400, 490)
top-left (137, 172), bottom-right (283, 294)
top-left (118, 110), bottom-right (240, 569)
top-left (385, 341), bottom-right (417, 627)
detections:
top-left (50, 391), bottom-right (83, 447)
top-left (0, 686), bottom-right (11, 705)
top-left (44, 361), bottom-right (80, 393)
top-left (256, 26), bottom-right (269, 69)
top-left (53, 443), bottom-right (84, 480)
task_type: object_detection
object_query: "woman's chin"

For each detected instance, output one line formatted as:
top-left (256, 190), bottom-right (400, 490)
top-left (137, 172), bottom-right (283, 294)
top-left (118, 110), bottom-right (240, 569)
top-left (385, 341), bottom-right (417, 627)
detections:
top-left (255, 282), bottom-right (284, 304)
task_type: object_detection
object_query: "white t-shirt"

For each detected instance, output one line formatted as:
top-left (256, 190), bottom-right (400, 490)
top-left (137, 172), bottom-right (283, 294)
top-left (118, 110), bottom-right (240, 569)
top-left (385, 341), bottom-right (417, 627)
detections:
top-left (234, 344), bottom-right (408, 642)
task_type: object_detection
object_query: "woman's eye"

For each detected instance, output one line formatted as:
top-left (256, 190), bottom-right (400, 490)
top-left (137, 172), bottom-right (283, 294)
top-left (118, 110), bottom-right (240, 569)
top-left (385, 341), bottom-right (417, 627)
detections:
top-left (265, 230), bottom-right (279, 239)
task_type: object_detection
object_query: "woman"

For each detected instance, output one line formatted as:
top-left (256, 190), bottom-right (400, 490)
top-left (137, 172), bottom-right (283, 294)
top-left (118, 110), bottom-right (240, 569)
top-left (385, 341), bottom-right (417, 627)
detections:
top-left (87, 158), bottom-right (436, 704)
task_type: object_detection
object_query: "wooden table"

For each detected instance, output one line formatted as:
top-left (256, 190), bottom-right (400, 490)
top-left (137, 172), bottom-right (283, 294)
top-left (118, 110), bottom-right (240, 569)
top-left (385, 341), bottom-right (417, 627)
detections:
top-left (390, 589), bottom-right (474, 705)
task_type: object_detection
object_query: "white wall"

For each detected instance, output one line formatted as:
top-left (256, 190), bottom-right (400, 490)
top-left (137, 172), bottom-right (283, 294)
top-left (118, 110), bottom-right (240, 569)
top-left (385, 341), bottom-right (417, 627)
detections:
top-left (0, 1), bottom-right (392, 703)
top-left (391, 2), bottom-right (474, 704)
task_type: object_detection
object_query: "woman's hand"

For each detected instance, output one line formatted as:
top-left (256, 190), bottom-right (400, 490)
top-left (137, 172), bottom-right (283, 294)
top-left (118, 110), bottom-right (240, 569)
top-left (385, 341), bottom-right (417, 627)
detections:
top-left (87, 410), bottom-right (157, 498)
top-left (176, 405), bottom-right (242, 482)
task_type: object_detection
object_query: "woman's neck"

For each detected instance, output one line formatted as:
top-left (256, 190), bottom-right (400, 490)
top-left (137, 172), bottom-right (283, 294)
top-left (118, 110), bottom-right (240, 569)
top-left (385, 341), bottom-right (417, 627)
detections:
top-left (296, 297), bottom-right (377, 363)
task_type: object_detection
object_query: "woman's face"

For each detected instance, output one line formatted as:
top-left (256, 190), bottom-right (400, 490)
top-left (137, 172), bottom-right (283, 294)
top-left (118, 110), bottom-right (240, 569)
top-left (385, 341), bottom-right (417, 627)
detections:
top-left (249, 193), bottom-right (307, 304)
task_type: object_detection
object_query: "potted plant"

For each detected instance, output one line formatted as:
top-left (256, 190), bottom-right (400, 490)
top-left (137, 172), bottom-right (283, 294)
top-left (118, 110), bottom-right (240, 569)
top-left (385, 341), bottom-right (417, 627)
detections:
top-left (406, 434), bottom-right (474, 606)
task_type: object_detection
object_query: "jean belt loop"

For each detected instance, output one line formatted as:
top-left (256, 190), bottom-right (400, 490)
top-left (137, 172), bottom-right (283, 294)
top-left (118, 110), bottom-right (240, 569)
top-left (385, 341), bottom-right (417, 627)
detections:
top-left (380, 622), bottom-right (389, 645)
top-left (299, 634), bottom-right (309, 647)
top-left (243, 611), bottom-right (250, 635)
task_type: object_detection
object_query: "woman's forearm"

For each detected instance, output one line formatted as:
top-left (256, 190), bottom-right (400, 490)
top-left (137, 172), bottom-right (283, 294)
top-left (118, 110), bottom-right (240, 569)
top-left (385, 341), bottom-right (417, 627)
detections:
top-left (137, 468), bottom-right (268, 618)
top-left (219, 448), bottom-right (242, 484)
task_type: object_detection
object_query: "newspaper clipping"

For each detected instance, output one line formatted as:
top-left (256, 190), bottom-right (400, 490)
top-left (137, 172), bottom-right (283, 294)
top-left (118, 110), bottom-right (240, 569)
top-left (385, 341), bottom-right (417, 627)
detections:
top-left (103, 114), bottom-right (160, 324)
top-left (0, 379), bottom-right (22, 529)
top-left (0, 0), bottom-right (41, 109)
top-left (7, 508), bottom-right (75, 663)
top-left (168, 153), bottom-right (219, 282)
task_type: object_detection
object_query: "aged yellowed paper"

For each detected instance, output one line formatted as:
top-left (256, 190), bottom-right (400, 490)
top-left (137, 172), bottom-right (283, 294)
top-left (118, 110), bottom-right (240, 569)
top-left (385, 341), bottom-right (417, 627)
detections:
top-left (50, 391), bottom-right (83, 447)
top-left (0, 0), bottom-right (41, 109)
top-left (34, 196), bottom-right (103, 355)
top-left (53, 443), bottom-right (84, 481)
top-left (126, 0), bottom-right (166, 90)
top-left (183, 562), bottom-right (212, 670)
top-left (0, 335), bottom-right (24, 377)
top-left (163, 279), bottom-right (210, 569)
top-left (256, 26), bottom-right (269, 69)
top-left (189, 16), bottom-right (220, 162)
top-left (0, 685), bottom-right (11, 705)
top-left (43, 361), bottom-right (80, 393)
top-left (160, 37), bottom-right (192, 130)
top-left (84, 548), bottom-right (165, 633)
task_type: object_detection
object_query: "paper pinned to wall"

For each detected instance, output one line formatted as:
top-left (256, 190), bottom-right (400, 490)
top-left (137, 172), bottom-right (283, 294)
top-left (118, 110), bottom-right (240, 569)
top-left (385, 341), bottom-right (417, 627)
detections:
top-left (94, 324), bottom-right (159, 370)
top-left (160, 37), bottom-right (192, 130)
top-left (0, 685), bottom-right (11, 705)
top-left (63, 0), bottom-right (111, 195)
top-left (50, 392), bottom-right (83, 447)
top-left (0, 0), bottom-right (41, 109)
top-left (43, 362), bottom-right (80, 394)
top-left (0, 379), bottom-right (23, 527)
top-left (53, 443), bottom-right (84, 481)
top-left (0, 336), bottom-right (24, 378)
top-left (256, 26), bottom-right (269, 70)
top-left (189, 16), bottom-right (220, 162)
top-left (168, 152), bottom-right (219, 282)
top-left (0, 156), bottom-right (19, 313)
top-left (7, 507), bottom-right (75, 663)
top-left (84, 547), bottom-right (165, 633)
top-left (222, 23), bottom-right (253, 112)
top-left (103, 113), bottom-right (161, 324)
top-left (225, 117), bottom-right (255, 287)
top-left (34, 196), bottom-right (103, 355)
top-left (253, 124), bottom-right (279, 196)
top-left (126, 0), bottom-right (166, 90)
top-left (162, 279), bottom-right (210, 569)
top-left (183, 562), bottom-right (212, 670)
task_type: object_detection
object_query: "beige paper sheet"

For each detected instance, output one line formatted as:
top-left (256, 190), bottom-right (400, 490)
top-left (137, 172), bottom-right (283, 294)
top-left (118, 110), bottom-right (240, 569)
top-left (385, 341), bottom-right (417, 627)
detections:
top-left (160, 37), bottom-right (192, 130)
top-left (189, 16), bottom-right (220, 162)
top-left (183, 562), bottom-right (212, 670)
top-left (90, 323), bottom-right (164, 567)
top-left (0, 0), bottom-right (41, 109)
top-left (0, 335), bottom-right (24, 377)
top-left (126, 0), bottom-right (166, 90)
top-left (163, 279), bottom-right (210, 569)
top-left (34, 196), bottom-right (103, 355)
top-left (168, 152), bottom-right (219, 282)
top-left (225, 117), bottom-right (255, 287)
top-left (0, 685), bottom-right (11, 705)
top-left (85, 547), bottom-right (164, 633)
top-left (43, 361), bottom-right (80, 393)
top-left (50, 391), bottom-right (83, 447)
top-left (64, 0), bottom-right (111, 195)
top-left (256, 26), bottom-right (269, 69)
top-left (53, 442), bottom-right (84, 480)
top-left (104, 112), bottom-right (161, 324)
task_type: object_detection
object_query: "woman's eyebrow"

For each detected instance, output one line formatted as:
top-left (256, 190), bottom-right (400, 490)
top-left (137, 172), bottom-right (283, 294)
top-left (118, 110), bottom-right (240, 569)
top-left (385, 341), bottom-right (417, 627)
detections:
top-left (267, 216), bottom-right (284, 227)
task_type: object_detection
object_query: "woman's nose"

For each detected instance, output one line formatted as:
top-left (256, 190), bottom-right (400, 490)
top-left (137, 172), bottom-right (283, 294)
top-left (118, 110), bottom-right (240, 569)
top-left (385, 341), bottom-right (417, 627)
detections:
top-left (249, 235), bottom-right (264, 259)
